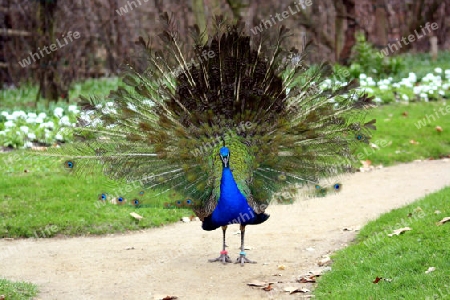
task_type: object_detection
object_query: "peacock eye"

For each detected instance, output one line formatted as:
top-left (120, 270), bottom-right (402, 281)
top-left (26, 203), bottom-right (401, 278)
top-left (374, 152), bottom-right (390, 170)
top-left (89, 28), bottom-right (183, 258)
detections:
top-left (98, 193), bottom-right (107, 201)
top-left (315, 185), bottom-right (321, 190)
top-left (64, 160), bottom-right (74, 170)
top-left (139, 191), bottom-right (145, 195)
top-left (118, 197), bottom-right (124, 202)
top-left (185, 199), bottom-right (194, 205)
top-left (132, 199), bottom-right (140, 206)
top-left (334, 183), bottom-right (342, 191)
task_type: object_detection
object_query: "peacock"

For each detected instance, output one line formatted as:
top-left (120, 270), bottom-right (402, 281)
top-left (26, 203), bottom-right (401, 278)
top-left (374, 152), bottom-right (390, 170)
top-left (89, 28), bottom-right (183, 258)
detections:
top-left (44, 14), bottom-right (375, 266)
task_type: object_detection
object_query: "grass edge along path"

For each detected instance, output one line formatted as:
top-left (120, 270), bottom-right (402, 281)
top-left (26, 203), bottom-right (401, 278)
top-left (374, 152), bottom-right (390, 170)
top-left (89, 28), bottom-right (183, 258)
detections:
top-left (314, 186), bottom-right (450, 299)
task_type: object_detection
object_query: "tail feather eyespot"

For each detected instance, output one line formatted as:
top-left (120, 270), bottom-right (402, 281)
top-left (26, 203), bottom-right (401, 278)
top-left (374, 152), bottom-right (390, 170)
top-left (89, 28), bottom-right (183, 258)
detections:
top-left (64, 160), bottom-right (75, 170)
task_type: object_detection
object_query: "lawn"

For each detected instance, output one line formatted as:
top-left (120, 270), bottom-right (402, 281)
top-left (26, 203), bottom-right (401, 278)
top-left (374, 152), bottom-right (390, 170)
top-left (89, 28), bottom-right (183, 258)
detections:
top-left (0, 150), bottom-right (191, 238)
top-left (314, 187), bottom-right (450, 299)
top-left (355, 101), bottom-right (450, 166)
top-left (0, 278), bottom-right (38, 300)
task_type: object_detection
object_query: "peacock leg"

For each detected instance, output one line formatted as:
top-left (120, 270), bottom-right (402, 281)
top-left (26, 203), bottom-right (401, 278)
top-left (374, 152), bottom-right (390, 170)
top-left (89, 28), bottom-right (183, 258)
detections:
top-left (235, 225), bottom-right (256, 266)
top-left (208, 226), bottom-right (232, 264)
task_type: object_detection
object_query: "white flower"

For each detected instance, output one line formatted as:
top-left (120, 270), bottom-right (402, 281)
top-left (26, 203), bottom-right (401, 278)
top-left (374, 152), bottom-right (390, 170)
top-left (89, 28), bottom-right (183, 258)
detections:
top-left (27, 112), bottom-right (37, 118)
top-left (35, 117), bottom-right (44, 124)
top-left (12, 111), bottom-right (26, 119)
top-left (127, 103), bottom-right (137, 111)
top-left (54, 107), bottom-right (64, 118)
top-left (142, 99), bottom-right (154, 106)
top-left (59, 115), bottom-right (72, 127)
top-left (55, 133), bottom-right (63, 141)
top-left (402, 94), bottom-right (409, 101)
top-left (41, 121), bottom-right (54, 129)
top-left (0, 131), bottom-right (6, 136)
top-left (27, 132), bottom-right (36, 140)
top-left (68, 105), bottom-right (79, 113)
top-left (374, 97), bottom-right (382, 103)
top-left (1, 111), bottom-right (8, 117)
top-left (23, 141), bottom-right (33, 148)
top-left (434, 67), bottom-right (442, 73)
top-left (6, 115), bottom-right (15, 120)
top-left (38, 112), bottom-right (47, 119)
top-left (4, 120), bottom-right (15, 128)
top-left (19, 126), bottom-right (29, 133)
top-left (359, 73), bottom-right (367, 79)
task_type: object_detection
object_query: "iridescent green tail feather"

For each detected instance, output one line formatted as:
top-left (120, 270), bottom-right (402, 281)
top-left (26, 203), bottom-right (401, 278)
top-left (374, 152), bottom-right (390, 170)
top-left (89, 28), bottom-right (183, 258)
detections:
top-left (39, 14), bottom-right (375, 218)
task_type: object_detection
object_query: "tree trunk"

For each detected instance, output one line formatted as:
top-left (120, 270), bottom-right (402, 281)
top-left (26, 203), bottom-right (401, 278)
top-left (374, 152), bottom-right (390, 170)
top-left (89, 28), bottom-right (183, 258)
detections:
top-left (36, 0), bottom-right (59, 103)
top-left (334, 0), bottom-right (345, 62)
top-left (338, 0), bottom-right (356, 65)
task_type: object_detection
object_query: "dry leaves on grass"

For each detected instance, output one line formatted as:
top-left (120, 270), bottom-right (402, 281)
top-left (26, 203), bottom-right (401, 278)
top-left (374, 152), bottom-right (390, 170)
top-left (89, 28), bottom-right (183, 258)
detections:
top-left (436, 217), bottom-right (450, 226)
top-left (373, 276), bottom-right (392, 283)
top-left (425, 267), bottom-right (436, 274)
top-left (387, 227), bottom-right (412, 237)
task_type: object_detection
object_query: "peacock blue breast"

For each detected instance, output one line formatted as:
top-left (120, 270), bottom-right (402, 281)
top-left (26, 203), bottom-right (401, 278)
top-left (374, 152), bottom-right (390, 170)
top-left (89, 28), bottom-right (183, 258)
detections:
top-left (209, 167), bottom-right (257, 227)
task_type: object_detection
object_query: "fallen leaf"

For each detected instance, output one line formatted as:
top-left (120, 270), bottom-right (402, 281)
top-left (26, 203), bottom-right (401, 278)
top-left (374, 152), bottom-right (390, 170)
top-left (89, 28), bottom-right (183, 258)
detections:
top-left (162, 296), bottom-right (178, 300)
top-left (434, 210), bottom-right (441, 215)
top-left (247, 280), bottom-right (267, 287)
top-left (436, 126), bottom-right (443, 132)
top-left (130, 212), bottom-right (143, 220)
top-left (373, 276), bottom-right (382, 283)
top-left (437, 217), bottom-right (450, 226)
top-left (262, 284), bottom-right (273, 291)
top-left (278, 264), bottom-right (286, 270)
top-left (0, 295), bottom-right (4, 300)
top-left (284, 287), bottom-right (310, 294)
top-left (361, 160), bottom-right (372, 167)
top-left (425, 267), bottom-right (436, 274)
top-left (409, 139), bottom-right (419, 145)
top-left (125, 247), bottom-right (135, 250)
top-left (402, 111), bottom-right (408, 117)
top-left (387, 227), bottom-right (412, 237)
top-left (298, 275), bottom-right (316, 283)
top-left (318, 255), bottom-right (332, 267)
top-left (414, 207), bottom-right (423, 213)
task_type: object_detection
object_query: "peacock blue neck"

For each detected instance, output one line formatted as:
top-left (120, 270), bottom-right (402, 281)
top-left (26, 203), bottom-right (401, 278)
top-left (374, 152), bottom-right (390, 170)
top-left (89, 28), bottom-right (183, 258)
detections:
top-left (210, 166), bottom-right (256, 226)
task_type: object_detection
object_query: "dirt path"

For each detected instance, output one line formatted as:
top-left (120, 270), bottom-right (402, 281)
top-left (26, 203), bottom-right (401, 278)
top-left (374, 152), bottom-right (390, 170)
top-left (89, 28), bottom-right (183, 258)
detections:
top-left (1, 160), bottom-right (449, 300)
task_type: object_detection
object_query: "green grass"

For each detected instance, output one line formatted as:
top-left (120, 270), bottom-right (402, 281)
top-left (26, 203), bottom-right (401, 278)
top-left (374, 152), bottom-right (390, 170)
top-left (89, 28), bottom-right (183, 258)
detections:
top-left (314, 187), bottom-right (450, 299)
top-left (0, 278), bottom-right (38, 300)
top-left (354, 101), bottom-right (450, 166)
top-left (0, 150), bottom-right (190, 238)
top-left (0, 77), bottom-right (123, 112)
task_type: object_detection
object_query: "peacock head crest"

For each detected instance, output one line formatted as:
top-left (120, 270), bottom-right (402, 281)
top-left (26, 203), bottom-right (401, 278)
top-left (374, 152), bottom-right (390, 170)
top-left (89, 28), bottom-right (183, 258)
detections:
top-left (219, 147), bottom-right (230, 167)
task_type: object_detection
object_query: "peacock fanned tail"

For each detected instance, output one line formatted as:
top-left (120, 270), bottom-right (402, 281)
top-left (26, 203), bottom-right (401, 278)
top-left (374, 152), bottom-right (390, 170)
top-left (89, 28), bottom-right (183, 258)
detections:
top-left (42, 14), bottom-right (375, 220)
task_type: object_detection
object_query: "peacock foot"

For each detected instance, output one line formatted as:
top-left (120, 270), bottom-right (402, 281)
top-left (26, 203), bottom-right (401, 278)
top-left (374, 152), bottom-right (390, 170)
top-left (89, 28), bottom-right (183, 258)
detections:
top-left (235, 251), bottom-right (256, 266)
top-left (208, 250), bottom-right (232, 264)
